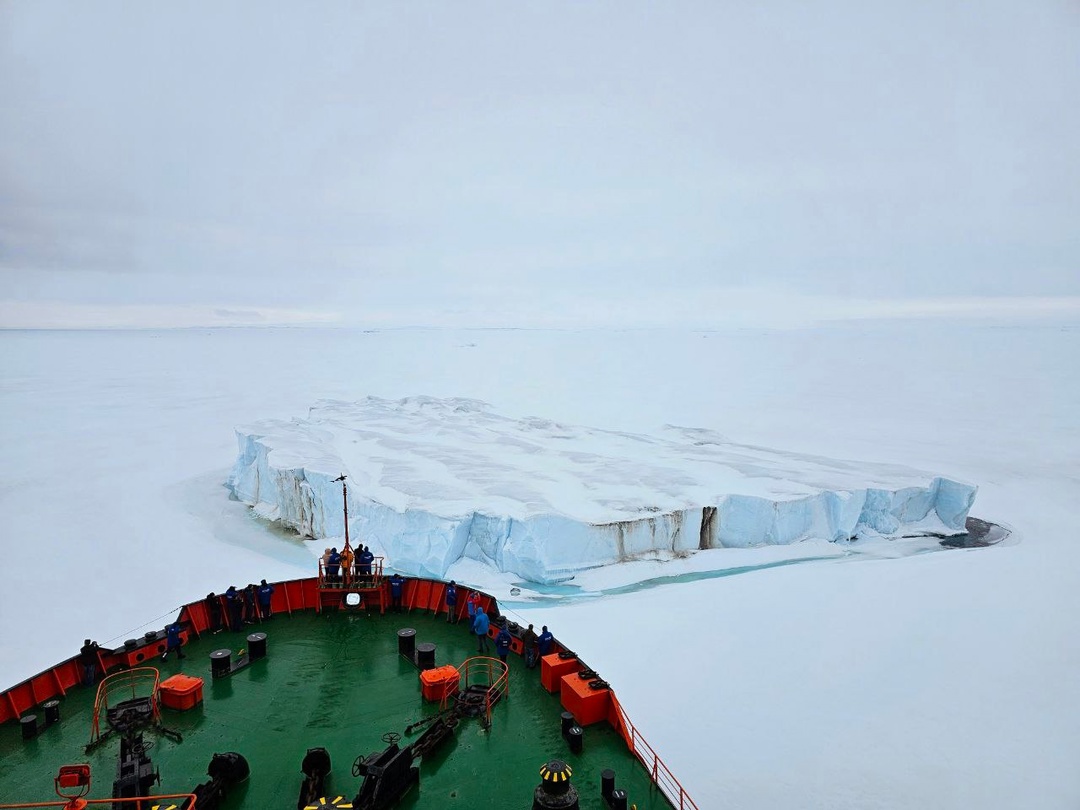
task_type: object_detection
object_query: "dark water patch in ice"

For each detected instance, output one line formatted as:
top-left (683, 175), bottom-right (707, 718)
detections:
top-left (937, 516), bottom-right (1009, 548)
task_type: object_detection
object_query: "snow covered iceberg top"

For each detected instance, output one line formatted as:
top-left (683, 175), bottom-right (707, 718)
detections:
top-left (227, 396), bottom-right (977, 583)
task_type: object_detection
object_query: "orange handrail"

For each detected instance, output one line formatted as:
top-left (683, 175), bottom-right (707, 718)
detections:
top-left (0, 793), bottom-right (197, 810)
top-left (89, 668), bottom-right (161, 746)
top-left (455, 656), bottom-right (509, 727)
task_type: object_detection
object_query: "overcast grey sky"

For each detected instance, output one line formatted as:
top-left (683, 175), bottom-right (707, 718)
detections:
top-left (1, 1), bottom-right (1078, 327)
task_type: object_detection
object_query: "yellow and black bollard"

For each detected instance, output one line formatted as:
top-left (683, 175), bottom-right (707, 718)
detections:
top-left (532, 759), bottom-right (579, 810)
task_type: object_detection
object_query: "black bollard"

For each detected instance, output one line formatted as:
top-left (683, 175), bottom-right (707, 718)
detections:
top-left (43, 700), bottom-right (61, 726)
top-left (246, 632), bottom-right (267, 661)
top-left (20, 714), bottom-right (37, 740)
top-left (416, 642), bottom-right (436, 670)
top-left (397, 628), bottom-right (416, 658)
top-left (609, 788), bottom-right (628, 810)
top-left (561, 711), bottom-right (576, 736)
top-left (210, 649), bottom-right (232, 679)
top-left (600, 769), bottom-right (615, 800)
top-left (567, 725), bottom-right (583, 754)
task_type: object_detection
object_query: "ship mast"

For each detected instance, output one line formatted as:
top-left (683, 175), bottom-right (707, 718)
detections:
top-left (333, 474), bottom-right (350, 551)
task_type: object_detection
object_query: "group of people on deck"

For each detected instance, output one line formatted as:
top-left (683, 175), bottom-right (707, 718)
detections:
top-left (162, 581), bottom-right (276, 663)
top-left (204, 580), bottom-right (276, 635)
top-left (78, 561), bottom-right (557, 689)
top-left (322, 544), bottom-right (376, 586)
top-left (320, 545), bottom-right (557, 668)
top-left (384, 572), bottom-right (557, 665)
top-left (449, 578), bottom-right (554, 666)
top-left (78, 580), bottom-right (277, 683)
top-left (194, 549), bottom-right (558, 672)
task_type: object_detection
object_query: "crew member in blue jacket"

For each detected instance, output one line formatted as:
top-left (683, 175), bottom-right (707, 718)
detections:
top-left (358, 545), bottom-right (375, 583)
top-left (389, 573), bottom-right (404, 612)
top-left (326, 547), bottom-right (341, 586)
top-left (494, 622), bottom-right (512, 663)
top-left (161, 621), bottom-right (186, 661)
top-left (257, 579), bottom-right (275, 619)
top-left (444, 581), bottom-right (458, 623)
top-left (537, 625), bottom-right (554, 657)
top-left (473, 606), bottom-right (491, 654)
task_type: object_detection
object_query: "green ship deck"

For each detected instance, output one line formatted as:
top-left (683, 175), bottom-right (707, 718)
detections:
top-left (0, 607), bottom-right (676, 809)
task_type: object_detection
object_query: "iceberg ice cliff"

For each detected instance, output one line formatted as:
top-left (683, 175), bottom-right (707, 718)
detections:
top-left (227, 397), bottom-right (977, 583)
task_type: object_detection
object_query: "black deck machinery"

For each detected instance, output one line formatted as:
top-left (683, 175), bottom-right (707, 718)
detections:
top-left (296, 670), bottom-right (507, 810)
top-left (297, 748), bottom-right (333, 810)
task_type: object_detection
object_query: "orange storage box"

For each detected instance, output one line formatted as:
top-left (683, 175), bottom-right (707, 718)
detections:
top-left (159, 674), bottom-right (204, 711)
top-left (560, 671), bottom-right (610, 726)
top-left (420, 665), bottom-right (459, 702)
top-left (540, 653), bottom-right (579, 693)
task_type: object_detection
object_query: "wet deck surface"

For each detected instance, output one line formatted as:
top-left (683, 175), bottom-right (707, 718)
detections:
top-left (0, 609), bottom-right (674, 809)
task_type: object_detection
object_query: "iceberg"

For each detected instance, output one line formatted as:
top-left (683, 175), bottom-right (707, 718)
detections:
top-left (227, 396), bottom-right (977, 583)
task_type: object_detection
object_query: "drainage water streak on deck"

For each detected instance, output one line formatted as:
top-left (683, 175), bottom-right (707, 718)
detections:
top-left (0, 610), bottom-right (673, 809)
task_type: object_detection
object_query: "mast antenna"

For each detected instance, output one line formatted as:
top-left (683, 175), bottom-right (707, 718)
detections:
top-left (333, 474), bottom-right (350, 551)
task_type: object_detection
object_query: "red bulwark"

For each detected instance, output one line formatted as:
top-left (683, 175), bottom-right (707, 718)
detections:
top-left (159, 674), bottom-right (204, 711)
top-left (560, 671), bottom-right (611, 726)
top-left (122, 634), bottom-right (184, 668)
top-left (409, 579), bottom-right (432, 611)
top-left (540, 653), bottom-right (578, 693)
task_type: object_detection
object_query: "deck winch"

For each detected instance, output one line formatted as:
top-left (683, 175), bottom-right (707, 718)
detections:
top-left (183, 752), bottom-right (250, 810)
top-left (329, 655), bottom-right (509, 809)
top-left (297, 748), bottom-right (332, 810)
top-left (350, 732), bottom-right (419, 810)
top-left (112, 732), bottom-right (158, 806)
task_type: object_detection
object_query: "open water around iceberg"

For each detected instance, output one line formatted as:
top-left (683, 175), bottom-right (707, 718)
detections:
top-left (500, 517), bottom-right (1009, 606)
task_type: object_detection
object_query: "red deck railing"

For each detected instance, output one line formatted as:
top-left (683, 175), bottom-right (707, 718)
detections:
top-left (455, 656), bottom-right (510, 727)
top-left (316, 557), bottom-right (389, 613)
top-left (608, 692), bottom-right (700, 810)
top-left (88, 667), bottom-right (162, 746)
top-left (0, 794), bottom-right (198, 810)
top-left (317, 555), bottom-right (386, 589)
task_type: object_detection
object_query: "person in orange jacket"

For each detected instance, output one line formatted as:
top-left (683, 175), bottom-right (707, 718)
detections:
top-left (339, 546), bottom-right (354, 585)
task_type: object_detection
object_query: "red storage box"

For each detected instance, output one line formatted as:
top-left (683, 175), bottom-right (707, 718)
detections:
top-left (420, 665), bottom-right (460, 702)
top-left (540, 653), bottom-right (579, 693)
top-left (159, 674), bottom-right (204, 711)
top-left (560, 671), bottom-right (610, 726)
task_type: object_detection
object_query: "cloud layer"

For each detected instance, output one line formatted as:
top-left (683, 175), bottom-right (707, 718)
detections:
top-left (2, 1), bottom-right (1078, 327)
